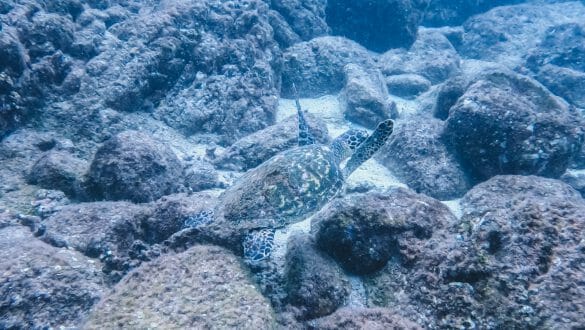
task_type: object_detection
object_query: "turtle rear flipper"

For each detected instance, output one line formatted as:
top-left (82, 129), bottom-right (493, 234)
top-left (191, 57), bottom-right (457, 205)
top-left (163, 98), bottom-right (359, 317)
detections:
top-left (243, 228), bottom-right (276, 261)
top-left (343, 119), bottom-right (394, 178)
top-left (293, 83), bottom-right (315, 146)
top-left (183, 209), bottom-right (214, 228)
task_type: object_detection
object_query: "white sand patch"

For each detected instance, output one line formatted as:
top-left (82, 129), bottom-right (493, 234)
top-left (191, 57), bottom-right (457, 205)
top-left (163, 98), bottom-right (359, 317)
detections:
top-left (441, 198), bottom-right (463, 219)
top-left (388, 94), bottom-right (420, 117)
top-left (271, 216), bottom-right (313, 263)
top-left (347, 158), bottom-right (407, 190)
top-left (347, 275), bottom-right (368, 307)
top-left (277, 95), bottom-right (353, 139)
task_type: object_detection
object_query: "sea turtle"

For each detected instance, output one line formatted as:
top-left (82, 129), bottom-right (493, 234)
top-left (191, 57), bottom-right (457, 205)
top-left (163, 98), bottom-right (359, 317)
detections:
top-left (185, 86), bottom-right (394, 261)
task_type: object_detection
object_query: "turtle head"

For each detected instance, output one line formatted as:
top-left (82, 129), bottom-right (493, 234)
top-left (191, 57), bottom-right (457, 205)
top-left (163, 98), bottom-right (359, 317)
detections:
top-left (331, 129), bottom-right (369, 164)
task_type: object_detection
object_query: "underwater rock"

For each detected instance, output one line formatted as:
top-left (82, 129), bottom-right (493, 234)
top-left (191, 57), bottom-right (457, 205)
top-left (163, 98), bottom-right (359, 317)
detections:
top-left (267, 9), bottom-right (302, 48)
top-left (313, 188), bottom-right (456, 275)
top-left (460, 1), bottom-right (585, 68)
top-left (39, 201), bottom-right (150, 274)
top-left (442, 67), bottom-right (584, 181)
top-left (377, 118), bottom-right (471, 200)
top-left (449, 175), bottom-right (585, 328)
top-left (423, 0), bottom-right (524, 27)
top-left (385, 74), bottom-right (431, 99)
top-left (281, 36), bottom-right (376, 98)
top-left (561, 171), bottom-right (585, 198)
top-left (0, 225), bottom-right (105, 329)
top-left (325, 0), bottom-right (429, 52)
top-left (214, 113), bottom-right (329, 171)
top-left (526, 23), bottom-right (585, 109)
top-left (340, 64), bottom-right (398, 129)
top-left (378, 29), bottom-right (461, 85)
top-left (142, 192), bottom-right (217, 245)
top-left (18, 12), bottom-right (75, 59)
top-left (86, 130), bottom-right (184, 203)
top-left (269, 0), bottom-right (329, 42)
top-left (183, 158), bottom-right (221, 192)
top-left (309, 307), bottom-right (423, 329)
top-left (363, 175), bottom-right (585, 328)
top-left (285, 233), bottom-right (350, 320)
top-left (83, 245), bottom-right (276, 329)
top-left (26, 150), bottom-right (87, 198)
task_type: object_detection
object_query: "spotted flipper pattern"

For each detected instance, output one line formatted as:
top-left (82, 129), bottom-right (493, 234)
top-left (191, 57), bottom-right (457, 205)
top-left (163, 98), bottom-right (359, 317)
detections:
top-left (243, 228), bottom-right (276, 262)
top-left (292, 83), bottom-right (315, 146)
top-left (183, 209), bottom-right (214, 229)
top-left (343, 119), bottom-right (394, 178)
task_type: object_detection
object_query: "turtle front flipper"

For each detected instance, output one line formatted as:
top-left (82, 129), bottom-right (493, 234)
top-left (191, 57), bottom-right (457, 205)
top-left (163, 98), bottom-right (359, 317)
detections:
top-left (292, 83), bottom-right (315, 146)
top-left (243, 228), bottom-right (276, 261)
top-left (342, 119), bottom-right (394, 178)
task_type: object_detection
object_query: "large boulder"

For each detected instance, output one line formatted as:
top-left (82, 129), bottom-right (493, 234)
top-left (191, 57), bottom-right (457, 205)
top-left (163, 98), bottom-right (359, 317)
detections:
top-left (39, 201), bottom-right (150, 274)
top-left (86, 131), bottom-right (184, 203)
top-left (84, 245), bottom-right (276, 329)
top-left (0, 225), bottom-right (105, 329)
top-left (339, 64), bottom-right (398, 129)
top-left (214, 113), bottom-right (329, 171)
top-left (26, 150), bottom-right (87, 198)
top-left (313, 188), bottom-right (457, 275)
top-left (281, 36), bottom-right (376, 98)
top-left (384, 74), bottom-right (431, 100)
top-left (377, 29), bottom-right (461, 85)
top-left (525, 23), bottom-right (585, 109)
top-left (325, 0), bottom-right (429, 52)
top-left (450, 175), bottom-right (585, 328)
top-left (377, 118), bottom-right (470, 200)
top-left (363, 175), bottom-right (585, 328)
top-left (442, 68), bottom-right (584, 181)
top-left (460, 1), bottom-right (585, 68)
top-left (285, 233), bottom-right (351, 319)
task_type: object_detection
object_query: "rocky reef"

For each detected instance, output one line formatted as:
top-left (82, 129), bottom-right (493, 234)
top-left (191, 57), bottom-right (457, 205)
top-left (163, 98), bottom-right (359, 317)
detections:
top-left (1, 0), bottom-right (584, 328)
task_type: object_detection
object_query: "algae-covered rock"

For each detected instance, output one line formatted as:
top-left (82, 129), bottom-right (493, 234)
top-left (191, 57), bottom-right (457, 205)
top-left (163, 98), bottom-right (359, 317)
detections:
top-left (84, 245), bottom-right (276, 329)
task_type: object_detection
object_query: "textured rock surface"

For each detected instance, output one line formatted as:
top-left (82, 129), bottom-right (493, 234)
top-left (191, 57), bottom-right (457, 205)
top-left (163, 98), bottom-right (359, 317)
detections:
top-left (364, 175), bottom-right (585, 328)
top-left (86, 130), bottom-right (184, 203)
top-left (561, 171), bottom-right (585, 198)
top-left (443, 68), bottom-right (584, 181)
top-left (268, 0), bottom-right (329, 42)
top-left (84, 245), bottom-right (276, 329)
top-left (142, 192), bottom-right (216, 245)
top-left (340, 64), bottom-right (397, 129)
top-left (285, 233), bottom-right (350, 319)
top-left (526, 23), bottom-right (585, 109)
top-left (378, 29), bottom-right (460, 85)
top-left (423, 0), bottom-right (524, 27)
top-left (214, 113), bottom-right (329, 171)
top-left (377, 118), bottom-right (470, 200)
top-left (325, 0), bottom-right (429, 52)
top-left (313, 188), bottom-right (457, 275)
top-left (460, 1), bottom-right (585, 68)
top-left (385, 74), bottom-right (431, 99)
top-left (1, 0), bottom-right (281, 145)
top-left (39, 201), bottom-right (149, 274)
top-left (281, 36), bottom-right (376, 98)
top-left (26, 150), bottom-right (87, 198)
top-left (309, 307), bottom-right (423, 330)
top-left (0, 225), bottom-right (105, 329)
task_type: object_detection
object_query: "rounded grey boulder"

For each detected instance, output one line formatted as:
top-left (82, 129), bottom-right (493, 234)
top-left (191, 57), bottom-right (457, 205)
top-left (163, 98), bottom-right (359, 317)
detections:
top-left (86, 131), bottom-right (184, 203)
